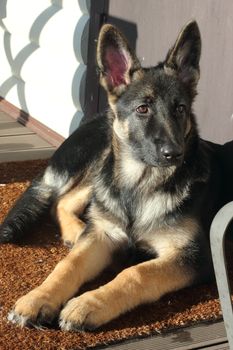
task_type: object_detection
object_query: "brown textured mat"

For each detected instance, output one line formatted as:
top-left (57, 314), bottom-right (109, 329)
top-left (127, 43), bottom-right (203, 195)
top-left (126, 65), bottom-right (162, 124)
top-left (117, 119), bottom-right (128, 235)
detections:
top-left (0, 160), bottom-right (232, 350)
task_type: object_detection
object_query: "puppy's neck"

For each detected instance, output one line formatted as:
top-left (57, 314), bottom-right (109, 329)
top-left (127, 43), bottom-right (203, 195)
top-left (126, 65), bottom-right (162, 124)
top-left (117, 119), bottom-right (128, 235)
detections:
top-left (111, 130), bottom-right (146, 188)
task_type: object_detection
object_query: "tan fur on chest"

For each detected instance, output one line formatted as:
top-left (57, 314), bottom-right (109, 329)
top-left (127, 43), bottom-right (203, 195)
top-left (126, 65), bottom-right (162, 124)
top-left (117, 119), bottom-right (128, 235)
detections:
top-left (141, 218), bottom-right (199, 258)
top-left (134, 183), bottom-right (190, 234)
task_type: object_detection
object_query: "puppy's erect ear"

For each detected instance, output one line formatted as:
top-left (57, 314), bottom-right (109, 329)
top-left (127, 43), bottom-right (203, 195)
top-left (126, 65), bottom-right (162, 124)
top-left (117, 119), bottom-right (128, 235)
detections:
top-left (165, 20), bottom-right (201, 86)
top-left (97, 24), bottom-right (142, 95)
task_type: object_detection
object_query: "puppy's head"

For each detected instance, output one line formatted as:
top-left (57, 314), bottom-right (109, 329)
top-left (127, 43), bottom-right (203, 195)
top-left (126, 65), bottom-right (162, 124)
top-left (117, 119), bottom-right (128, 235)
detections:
top-left (97, 21), bottom-right (201, 167)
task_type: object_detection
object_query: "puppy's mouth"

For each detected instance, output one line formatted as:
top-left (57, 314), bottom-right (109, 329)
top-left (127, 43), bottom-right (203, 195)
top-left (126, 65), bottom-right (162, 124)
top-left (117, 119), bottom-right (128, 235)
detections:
top-left (141, 153), bottom-right (184, 168)
top-left (160, 153), bottom-right (184, 167)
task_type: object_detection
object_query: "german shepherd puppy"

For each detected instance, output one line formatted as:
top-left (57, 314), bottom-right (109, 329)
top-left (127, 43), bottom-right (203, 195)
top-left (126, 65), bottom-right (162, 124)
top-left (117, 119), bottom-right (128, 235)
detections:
top-left (1, 21), bottom-right (225, 331)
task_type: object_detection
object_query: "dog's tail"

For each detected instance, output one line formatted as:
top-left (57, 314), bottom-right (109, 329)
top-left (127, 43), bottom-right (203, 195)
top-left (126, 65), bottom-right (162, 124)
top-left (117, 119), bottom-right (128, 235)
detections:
top-left (0, 166), bottom-right (68, 243)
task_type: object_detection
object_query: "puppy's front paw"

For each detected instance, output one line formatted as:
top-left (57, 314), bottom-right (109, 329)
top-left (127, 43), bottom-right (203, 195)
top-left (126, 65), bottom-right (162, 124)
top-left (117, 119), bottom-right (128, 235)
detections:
top-left (8, 289), bottom-right (60, 328)
top-left (59, 291), bottom-right (110, 331)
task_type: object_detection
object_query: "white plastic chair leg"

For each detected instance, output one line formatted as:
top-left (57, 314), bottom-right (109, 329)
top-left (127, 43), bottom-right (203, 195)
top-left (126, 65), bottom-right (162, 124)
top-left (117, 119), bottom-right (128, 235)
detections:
top-left (210, 201), bottom-right (233, 350)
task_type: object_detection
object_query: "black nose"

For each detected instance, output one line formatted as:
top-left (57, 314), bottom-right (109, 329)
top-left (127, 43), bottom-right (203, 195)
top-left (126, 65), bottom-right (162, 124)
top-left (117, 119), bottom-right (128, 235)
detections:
top-left (161, 144), bottom-right (183, 161)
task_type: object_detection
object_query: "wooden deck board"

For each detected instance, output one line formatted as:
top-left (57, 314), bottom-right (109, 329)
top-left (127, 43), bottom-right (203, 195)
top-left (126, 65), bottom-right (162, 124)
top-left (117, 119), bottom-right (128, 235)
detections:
top-left (203, 344), bottom-right (229, 350)
top-left (0, 110), bottom-right (55, 162)
top-left (104, 321), bottom-right (229, 350)
top-left (0, 134), bottom-right (54, 151)
top-left (0, 122), bottom-right (35, 136)
top-left (0, 111), bottom-right (17, 123)
top-left (0, 148), bottom-right (55, 161)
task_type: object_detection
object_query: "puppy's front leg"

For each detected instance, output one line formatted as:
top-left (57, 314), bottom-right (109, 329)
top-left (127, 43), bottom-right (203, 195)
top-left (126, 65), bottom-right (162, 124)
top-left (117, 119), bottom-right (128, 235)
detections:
top-left (8, 232), bottom-right (114, 327)
top-left (60, 255), bottom-right (195, 331)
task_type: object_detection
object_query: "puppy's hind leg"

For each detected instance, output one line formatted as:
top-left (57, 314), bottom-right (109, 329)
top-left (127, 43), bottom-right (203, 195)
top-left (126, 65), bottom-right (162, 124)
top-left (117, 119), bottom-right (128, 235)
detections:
top-left (56, 185), bottom-right (92, 247)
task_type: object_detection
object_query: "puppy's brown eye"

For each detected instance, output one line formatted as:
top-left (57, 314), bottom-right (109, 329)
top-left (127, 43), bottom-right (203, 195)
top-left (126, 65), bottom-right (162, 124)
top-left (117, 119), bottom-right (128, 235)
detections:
top-left (136, 105), bottom-right (149, 114)
top-left (176, 105), bottom-right (186, 114)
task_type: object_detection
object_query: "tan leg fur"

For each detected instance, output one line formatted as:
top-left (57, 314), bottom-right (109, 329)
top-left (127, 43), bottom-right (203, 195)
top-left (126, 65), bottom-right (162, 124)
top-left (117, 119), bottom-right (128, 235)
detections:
top-left (60, 249), bottom-right (194, 331)
top-left (9, 218), bottom-right (198, 330)
top-left (9, 231), bottom-right (115, 327)
top-left (56, 185), bottom-right (92, 246)
top-left (59, 221), bottom-right (197, 330)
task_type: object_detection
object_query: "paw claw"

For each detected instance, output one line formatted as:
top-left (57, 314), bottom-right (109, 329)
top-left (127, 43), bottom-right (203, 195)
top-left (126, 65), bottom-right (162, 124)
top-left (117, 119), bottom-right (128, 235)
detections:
top-left (63, 240), bottom-right (74, 249)
top-left (7, 310), bottom-right (30, 328)
top-left (59, 318), bottom-right (94, 332)
top-left (59, 319), bottom-right (76, 332)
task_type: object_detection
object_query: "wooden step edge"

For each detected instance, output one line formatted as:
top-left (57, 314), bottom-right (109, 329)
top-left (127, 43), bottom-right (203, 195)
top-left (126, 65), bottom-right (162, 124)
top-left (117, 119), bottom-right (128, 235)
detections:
top-left (0, 97), bottom-right (65, 148)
